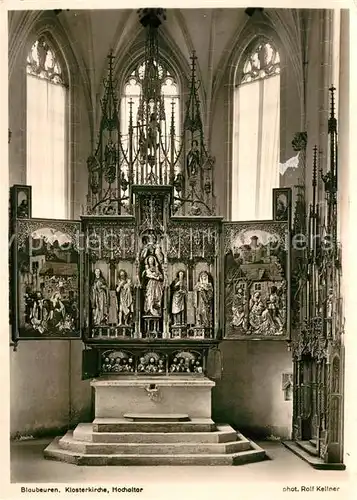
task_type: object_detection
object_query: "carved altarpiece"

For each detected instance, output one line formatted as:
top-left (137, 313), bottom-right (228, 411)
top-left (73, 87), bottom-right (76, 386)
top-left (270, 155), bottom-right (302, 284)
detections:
top-left (78, 9), bottom-right (222, 379)
top-left (289, 88), bottom-right (345, 467)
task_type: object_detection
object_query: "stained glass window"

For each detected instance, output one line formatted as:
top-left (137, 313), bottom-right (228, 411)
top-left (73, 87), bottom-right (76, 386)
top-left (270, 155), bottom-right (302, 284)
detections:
top-left (232, 40), bottom-right (280, 221)
top-left (26, 37), bottom-right (68, 219)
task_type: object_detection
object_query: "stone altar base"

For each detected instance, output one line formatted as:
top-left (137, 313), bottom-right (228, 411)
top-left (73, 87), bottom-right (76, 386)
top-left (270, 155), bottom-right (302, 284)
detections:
top-left (44, 376), bottom-right (267, 466)
top-left (92, 376), bottom-right (215, 419)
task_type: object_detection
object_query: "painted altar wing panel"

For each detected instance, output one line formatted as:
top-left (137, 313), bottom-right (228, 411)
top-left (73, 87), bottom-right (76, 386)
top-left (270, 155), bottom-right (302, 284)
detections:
top-left (12, 218), bottom-right (82, 341)
top-left (223, 220), bottom-right (290, 340)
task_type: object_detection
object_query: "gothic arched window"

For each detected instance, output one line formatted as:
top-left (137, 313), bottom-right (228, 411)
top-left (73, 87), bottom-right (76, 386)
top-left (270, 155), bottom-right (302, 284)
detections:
top-left (232, 40), bottom-right (280, 221)
top-left (26, 36), bottom-right (68, 219)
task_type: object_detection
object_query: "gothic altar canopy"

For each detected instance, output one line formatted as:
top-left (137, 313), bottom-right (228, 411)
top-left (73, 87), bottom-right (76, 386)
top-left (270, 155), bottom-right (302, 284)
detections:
top-left (10, 8), bottom-right (291, 378)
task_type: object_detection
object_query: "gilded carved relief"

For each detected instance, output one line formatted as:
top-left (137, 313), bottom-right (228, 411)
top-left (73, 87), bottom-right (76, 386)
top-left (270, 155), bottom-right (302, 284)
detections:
top-left (224, 221), bottom-right (289, 339)
top-left (84, 209), bottom-right (220, 341)
top-left (100, 349), bottom-right (204, 375)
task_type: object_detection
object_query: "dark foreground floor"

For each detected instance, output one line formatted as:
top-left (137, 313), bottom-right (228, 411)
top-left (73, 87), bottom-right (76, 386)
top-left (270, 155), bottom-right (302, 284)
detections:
top-left (10, 438), bottom-right (351, 485)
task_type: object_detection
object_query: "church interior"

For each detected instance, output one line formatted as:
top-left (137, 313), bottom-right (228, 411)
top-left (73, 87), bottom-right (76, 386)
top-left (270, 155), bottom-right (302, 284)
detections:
top-left (6, 6), bottom-right (356, 481)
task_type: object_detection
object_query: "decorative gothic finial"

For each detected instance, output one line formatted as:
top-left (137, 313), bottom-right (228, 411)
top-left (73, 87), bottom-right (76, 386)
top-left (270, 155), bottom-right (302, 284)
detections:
top-left (328, 85), bottom-right (337, 134)
top-left (312, 145), bottom-right (317, 188)
top-left (86, 50), bottom-right (121, 215)
top-left (85, 12), bottom-right (215, 218)
top-left (174, 50), bottom-right (215, 216)
top-left (292, 132), bottom-right (307, 152)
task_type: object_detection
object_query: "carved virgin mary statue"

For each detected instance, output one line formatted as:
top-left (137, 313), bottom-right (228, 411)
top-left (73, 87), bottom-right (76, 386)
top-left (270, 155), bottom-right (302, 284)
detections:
top-left (194, 271), bottom-right (214, 327)
top-left (142, 255), bottom-right (164, 317)
top-left (91, 268), bottom-right (109, 326)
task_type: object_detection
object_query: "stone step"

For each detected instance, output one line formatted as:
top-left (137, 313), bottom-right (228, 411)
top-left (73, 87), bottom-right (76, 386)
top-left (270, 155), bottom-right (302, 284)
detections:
top-left (124, 413), bottom-right (190, 422)
top-left (44, 437), bottom-right (266, 466)
top-left (74, 423), bottom-right (237, 444)
top-left (92, 418), bottom-right (216, 433)
top-left (59, 431), bottom-right (250, 455)
top-left (282, 441), bottom-right (346, 470)
top-left (296, 440), bottom-right (319, 457)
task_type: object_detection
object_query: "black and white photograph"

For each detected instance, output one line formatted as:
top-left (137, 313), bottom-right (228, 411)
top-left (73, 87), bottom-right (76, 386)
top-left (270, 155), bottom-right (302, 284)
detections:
top-left (3, 3), bottom-right (357, 499)
top-left (224, 221), bottom-right (289, 340)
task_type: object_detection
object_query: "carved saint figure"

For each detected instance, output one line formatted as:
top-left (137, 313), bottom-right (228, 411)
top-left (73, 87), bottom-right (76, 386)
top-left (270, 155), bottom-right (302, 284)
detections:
top-left (17, 199), bottom-right (29, 218)
top-left (91, 268), bottom-right (109, 326)
top-left (116, 269), bottom-right (133, 325)
top-left (142, 256), bottom-right (164, 317)
top-left (157, 359), bottom-right (165, 374)
top-left (232, 286), bottom-right (247, 328)
top-left (266, 285), bottom-right (284, 331)
top-left (326, 288), bottom-right (334, 318)
top-left (138, 113), bottom-right (160, 159)
top-left (87, 155), bottom-right (100, 194)
top-left (30, 291), bottom-right (48, 334)
top-left (194, 271), bottom-right (214, 327)
top-left (187, 140), bottom-right (200, 177)
top-left (170, 357), bottom-right (177, 372)
top-left (249, 291), bottom-right (265, 330)
top-left (49, 292), bottom-right (66, 328)
top-left (147, 357), bottom-right (158, 373)
top-left (138, 357), bottom-right (146, 373)
top-left (171, 270), bottom-right (187, 325)
top-left (127, 358), bottom-right (134, 372)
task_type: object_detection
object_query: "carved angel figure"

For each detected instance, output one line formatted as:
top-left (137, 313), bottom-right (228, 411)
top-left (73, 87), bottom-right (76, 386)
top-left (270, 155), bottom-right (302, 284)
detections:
top-left (140, 232), bottom-right (164, 264)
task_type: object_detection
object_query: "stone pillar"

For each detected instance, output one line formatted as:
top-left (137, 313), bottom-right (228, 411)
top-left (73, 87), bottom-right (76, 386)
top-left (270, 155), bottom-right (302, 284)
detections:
top-left (1, 12), bottom-right (9, 299)
top-left (340, 8), bottom-right (355, 471)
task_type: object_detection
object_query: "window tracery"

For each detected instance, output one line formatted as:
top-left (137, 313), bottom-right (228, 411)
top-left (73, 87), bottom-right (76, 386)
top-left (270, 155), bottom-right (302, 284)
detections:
top-left (121, 60), bottom-right (180, 138)
top-left (26, 35), bottom-right (68, 219)
top-left (240, 41), bottom-right (280, 85)
top-left (26, 36), bottom-right (65, 85)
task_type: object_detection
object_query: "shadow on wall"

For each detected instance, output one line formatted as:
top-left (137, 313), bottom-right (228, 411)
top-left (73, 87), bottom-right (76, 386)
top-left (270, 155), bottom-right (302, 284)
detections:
top-left (212, 340), bottom-right (293, 440)
top-left (10, 340), bottom-right (92, 438)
